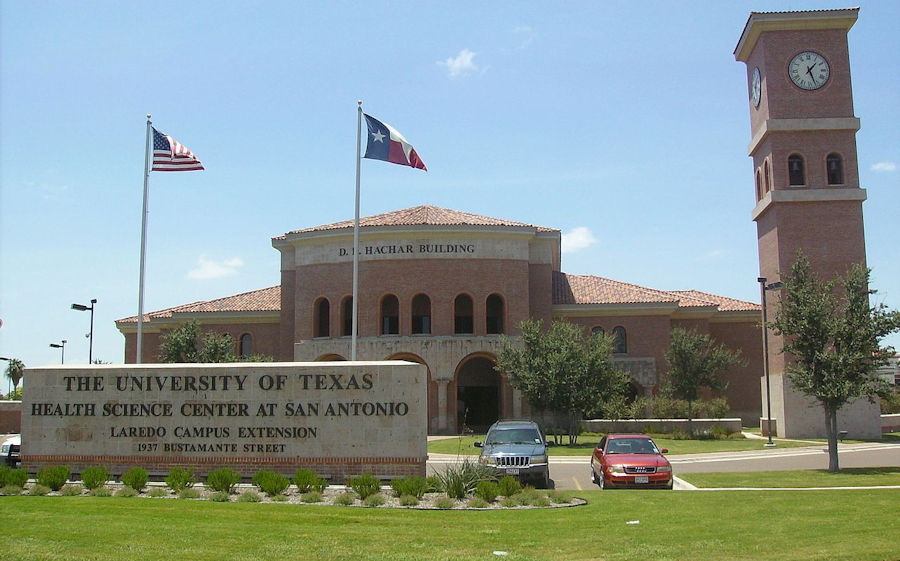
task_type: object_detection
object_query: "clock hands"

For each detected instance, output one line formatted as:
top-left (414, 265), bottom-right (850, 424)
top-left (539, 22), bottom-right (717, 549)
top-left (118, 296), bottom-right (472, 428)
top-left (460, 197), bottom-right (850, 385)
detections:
top-left (805, 63), bottom-right (818, 85)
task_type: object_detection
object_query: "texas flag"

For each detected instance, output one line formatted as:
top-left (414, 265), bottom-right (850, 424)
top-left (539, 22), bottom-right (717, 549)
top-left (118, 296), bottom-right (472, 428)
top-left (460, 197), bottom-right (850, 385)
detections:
top-left (363, 114), bottom-right (427, 171)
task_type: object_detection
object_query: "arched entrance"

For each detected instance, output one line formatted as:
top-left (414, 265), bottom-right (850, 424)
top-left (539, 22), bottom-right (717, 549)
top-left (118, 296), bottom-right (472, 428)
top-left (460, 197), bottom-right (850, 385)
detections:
top-left (455, 355), bottom-right (500, 434)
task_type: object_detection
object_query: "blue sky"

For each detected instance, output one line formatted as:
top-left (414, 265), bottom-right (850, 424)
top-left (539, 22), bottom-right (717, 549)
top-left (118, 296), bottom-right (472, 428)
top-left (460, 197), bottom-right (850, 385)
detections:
top-left (1, 1), bottom-right (898, 373)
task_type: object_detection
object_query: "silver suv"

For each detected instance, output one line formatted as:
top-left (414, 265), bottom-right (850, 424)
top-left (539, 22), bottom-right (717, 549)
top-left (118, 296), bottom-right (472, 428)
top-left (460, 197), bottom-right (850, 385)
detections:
top-left (474, 420), bottom-right (550, 488)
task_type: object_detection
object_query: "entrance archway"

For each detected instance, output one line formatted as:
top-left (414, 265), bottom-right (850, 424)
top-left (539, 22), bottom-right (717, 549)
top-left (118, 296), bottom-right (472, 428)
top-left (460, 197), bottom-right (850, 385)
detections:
top-left (455, 356), bottom-right (500, 433)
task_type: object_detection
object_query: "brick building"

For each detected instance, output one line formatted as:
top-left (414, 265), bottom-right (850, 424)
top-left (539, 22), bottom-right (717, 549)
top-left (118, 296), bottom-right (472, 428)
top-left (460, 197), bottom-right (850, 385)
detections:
top-left (117, 205), bottom-right (763, 434)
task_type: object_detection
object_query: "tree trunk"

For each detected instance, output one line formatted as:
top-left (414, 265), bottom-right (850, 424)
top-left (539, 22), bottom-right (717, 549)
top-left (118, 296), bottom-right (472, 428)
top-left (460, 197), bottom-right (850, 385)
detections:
top-left (825, 408), bottom-right (840, 473)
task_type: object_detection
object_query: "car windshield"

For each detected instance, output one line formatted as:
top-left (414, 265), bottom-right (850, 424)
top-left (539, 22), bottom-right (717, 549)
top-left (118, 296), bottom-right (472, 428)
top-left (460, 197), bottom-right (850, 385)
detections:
top-left (485, 428), bottom-right (542, 445)
top-left (606, 438), bottom-right (659, 454)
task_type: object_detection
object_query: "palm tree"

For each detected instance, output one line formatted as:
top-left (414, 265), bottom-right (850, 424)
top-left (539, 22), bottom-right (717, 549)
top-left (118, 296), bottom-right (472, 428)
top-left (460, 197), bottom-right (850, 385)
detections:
top-left (4, 358), bottom-right (25, 393)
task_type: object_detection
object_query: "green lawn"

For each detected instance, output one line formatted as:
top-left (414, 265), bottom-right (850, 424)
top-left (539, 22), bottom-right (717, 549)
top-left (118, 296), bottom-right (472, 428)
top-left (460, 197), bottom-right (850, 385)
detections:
top-left (2, 490), bottom-right (898, 560)
top-left (429, 434), bottom-right (821, 456)
top-left (679, 467), bottom-right (900, 488)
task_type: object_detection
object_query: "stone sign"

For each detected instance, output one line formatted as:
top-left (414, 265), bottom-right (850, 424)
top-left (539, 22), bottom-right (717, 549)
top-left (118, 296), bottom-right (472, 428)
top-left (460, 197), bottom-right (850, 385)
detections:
top-left (21, 361), bottom-right (427, 479)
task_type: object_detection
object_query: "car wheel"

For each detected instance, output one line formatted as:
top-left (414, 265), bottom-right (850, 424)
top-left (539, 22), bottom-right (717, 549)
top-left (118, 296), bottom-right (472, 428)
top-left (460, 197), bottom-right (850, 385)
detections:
top-left (665, 480), bottom-right (673, 490)
top-left (598, 473), bottom-right (605, 490)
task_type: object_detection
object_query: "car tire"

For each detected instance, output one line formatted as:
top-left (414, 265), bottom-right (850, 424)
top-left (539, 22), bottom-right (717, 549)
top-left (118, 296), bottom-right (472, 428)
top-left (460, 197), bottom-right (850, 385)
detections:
top-left (597, 473), bottom-right (605, 490)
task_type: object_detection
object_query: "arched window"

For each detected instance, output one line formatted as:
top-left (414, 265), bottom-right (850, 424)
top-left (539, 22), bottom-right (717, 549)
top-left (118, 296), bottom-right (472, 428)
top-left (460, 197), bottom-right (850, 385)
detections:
top-left (612, 326), bottom-right (627, 354)
top-left (485, 294), bottom-right (505, 334)
top-left (380, 294), bottom-right (399, 335)
top-left (314, 298), bottom-right (330, 338)
top-left (454, 294), bottom-right (474, 334)
top-left (826, 153), bottom-right (844, 185)
top-left (340, 296), bottom-right (353, 336)
top-left (764, 159), bottom-right (772, 192)
top-left (755, 169), bottom-right (763, 201)
top-left (788, 154), bottom-right (805, 185)
top-left (239, 333), bottom-right (252, 359)
top-left (591, 326), bottom-right (605, 336)
top-left (411, 294), bottom-right (431, 334)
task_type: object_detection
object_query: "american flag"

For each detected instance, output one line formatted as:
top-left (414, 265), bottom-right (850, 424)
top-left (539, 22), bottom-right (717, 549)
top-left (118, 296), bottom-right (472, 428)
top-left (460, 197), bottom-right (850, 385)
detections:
top-left (152, 128), bottom-right (204, 171)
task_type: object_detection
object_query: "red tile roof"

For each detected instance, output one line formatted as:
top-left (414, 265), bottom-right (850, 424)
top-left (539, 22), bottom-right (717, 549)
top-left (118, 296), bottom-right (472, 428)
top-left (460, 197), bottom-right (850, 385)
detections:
top-left (116, 286), bottom-right (280, 324)
top-left (669, 290), bottom-right (760, 312)
top-left (276, 205), bottom-right (558, 239)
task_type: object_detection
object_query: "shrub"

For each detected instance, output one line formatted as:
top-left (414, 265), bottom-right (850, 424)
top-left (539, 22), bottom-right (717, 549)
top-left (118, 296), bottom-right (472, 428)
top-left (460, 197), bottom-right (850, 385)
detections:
top-left (0, 466), bottom-right (10, 486)
top-left (272, 494), bottom-right (289, 502)
top-left (363, 493), bottom-right (385, 507)
top-left (293, 468), bottom-right (327, 493)
top-left (206, 468), bottom-right (241, 494)
top-left (333, 491), bottom-right (355, 505)
top-left (433, 496), bottom-right (456, 509)
top-left (497, 476), bottom-right (522, 497)
top-left (547, 490), bottom-right (573, 504)
top-left (37, 465), bottom-right (70, 491)
top-left (29, 484), bottom-right (51, 496)
top-left (61, 484), bottom-right (84, 496)
top-left (148, 487), bottom-right (169, 498)
top-left (399, 494), bottom-right (419, 507)
top-left (348, 472), bottom-right (380, 500)
top-left (90, 486), bottom-right (112, 497)
top-left (252, 470), bottom-right (290, 497)
top-left (300, 491), bottom-right (322, 503)
top-left (178, 488), bottom-right (202, 499)
top-left (81, 466), bottom-right (109, 490)
top-left (0, 485), bottom-right (22, 496)
top-left (474, 480), bottom-right (499, 502)
top-left (165, 467), bottom-right (196, 492)
top-left (500, 496), bottom-right (518, 508)
top-left (467, 496), bottom-right (489, 509)
top-left (210, 491), bottom-right (231, 502)
top-left (5, 468), bottom-right (28, 488)
top-left (533, 495), bottom-right (551, 507)
top-left (881, 389), bottom-right (900, 414)
top-left (436, 459), bottom-right (495, 499)
top-left (237, 491), bottom-right (261, 503)
top-left (121, 467), bottom-right (148, 492)
top-left (424, 475), bottom-right (442, 493)
top-left (115, 486), bottom-right (138, 498)
top-left (390, 476), bottom-right (427, 498)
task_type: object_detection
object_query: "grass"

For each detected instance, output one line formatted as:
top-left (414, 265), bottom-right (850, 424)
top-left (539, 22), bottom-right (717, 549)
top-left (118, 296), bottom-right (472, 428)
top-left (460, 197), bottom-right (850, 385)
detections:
top-left (429, 433), bottom-right (822, 456)
top-left (1, 489), bottom-right (899, 560)
top-left (679, 467), bottom-right (900, 488)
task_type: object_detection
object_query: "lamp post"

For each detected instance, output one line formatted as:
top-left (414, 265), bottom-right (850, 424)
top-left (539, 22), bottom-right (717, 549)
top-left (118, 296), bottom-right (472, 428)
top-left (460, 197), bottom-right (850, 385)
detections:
top-left (71, 299), bottom-right (97, 363)
top-left (758, 277), bottom-right (782, 447)
top-left (49, 340), bottom-right (67, 364)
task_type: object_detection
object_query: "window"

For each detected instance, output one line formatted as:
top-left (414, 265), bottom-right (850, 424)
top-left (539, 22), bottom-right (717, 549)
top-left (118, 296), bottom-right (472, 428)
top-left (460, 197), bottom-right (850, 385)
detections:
top-left (239, 333), bottom-right (252, 359)
top-left (314, 298), bottom-right (330, 338)
top-left (380, 294), bottom-right (399, 335)
top-left (454, 294), bottom-right (474, 334)
top-left (591, 326), bottom-right (605, 336)
top-left (485, 294), bottom-right (505, 334)
top-left (788, 154), bottom-right (805, 185)
top-left (411, 294), bottom-right (431, 334)
top-left (340, 296), bottom-right (353, 336)
top-left (755, 169), bottom-right (763, 200)
top-left (826, 153), bottom-right (844, 185)
top-left (764, 160), bottom-right (772, 192)
top-left (612, 326), bottom-right (627, 354)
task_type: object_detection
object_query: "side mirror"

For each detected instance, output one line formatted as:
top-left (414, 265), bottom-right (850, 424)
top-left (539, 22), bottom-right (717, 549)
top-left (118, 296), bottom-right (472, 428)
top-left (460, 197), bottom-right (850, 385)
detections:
top-left (660, 448), bottom-right (669, 454)
top-left (544, 440), bottom-right (554, 447)
top-left (473, 441), bottom-right (483, 448)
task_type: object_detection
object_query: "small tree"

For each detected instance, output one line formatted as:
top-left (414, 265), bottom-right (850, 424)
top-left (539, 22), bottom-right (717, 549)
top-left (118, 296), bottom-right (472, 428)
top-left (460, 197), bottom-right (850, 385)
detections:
top-left (663, 328), bottom-right (743, 436)
top-left (3, 359), bottom-right (24, 392)
top-left (770, 253), bottom-right (900, 472)
top-left (158, 320), bottom-right (236, 363)
top-left (497, 319), bottom-right (630, 444)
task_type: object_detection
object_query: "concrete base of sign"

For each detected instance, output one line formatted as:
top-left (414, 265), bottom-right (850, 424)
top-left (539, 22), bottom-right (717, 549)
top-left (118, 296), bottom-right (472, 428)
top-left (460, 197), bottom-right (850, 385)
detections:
top-left (21, 361), bottom-right (427, 480)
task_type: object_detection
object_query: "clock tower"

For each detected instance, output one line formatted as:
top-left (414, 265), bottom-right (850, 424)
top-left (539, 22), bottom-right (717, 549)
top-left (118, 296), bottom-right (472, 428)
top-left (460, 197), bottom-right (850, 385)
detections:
top-left (734, 8), bottom-right (880, 438)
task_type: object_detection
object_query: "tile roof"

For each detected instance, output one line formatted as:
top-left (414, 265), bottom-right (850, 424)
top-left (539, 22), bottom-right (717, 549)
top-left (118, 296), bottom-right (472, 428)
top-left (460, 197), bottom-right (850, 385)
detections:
top-left (668, 290), bottom-right (760, 312)
top-left (116, 286), bottom-right (280, 324)
top-left (276, 205), bottom-right (558, 238)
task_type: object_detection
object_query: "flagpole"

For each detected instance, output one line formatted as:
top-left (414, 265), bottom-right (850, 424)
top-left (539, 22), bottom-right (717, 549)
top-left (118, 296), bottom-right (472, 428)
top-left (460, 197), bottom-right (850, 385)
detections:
top-left (136, 114), bottom-right (153, 364)
top-left (351, 101), bottom-right (362, 361)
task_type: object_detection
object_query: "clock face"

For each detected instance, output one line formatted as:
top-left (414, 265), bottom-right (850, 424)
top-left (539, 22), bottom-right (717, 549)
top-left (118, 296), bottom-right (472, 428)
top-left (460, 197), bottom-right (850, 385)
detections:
top-left (789, 51), bottom-right (830, 90)
top-left (751, 67), bottom-right (761, 107)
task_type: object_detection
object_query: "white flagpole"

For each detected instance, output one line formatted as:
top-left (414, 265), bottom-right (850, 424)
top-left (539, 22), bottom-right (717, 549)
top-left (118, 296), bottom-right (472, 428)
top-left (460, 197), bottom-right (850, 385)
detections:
top-left (136, 114), bottom-right (153, 364)
top-left (351, 101), bottom-right (362, 361)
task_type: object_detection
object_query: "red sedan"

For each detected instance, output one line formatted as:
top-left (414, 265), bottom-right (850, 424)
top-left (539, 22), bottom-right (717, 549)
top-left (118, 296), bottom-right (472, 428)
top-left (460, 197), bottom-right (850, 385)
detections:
top-left (590, 434), bottom-right (673, 489)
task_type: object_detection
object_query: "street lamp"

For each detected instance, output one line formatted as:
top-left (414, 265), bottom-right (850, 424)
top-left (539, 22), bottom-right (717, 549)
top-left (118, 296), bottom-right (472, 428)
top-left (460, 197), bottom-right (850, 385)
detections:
top-left (71, 298), bottom-right (97, 363)
top-left (49, 340), bottom-right (67, 364)
top-left (758, 277), bottom-right (782, 447)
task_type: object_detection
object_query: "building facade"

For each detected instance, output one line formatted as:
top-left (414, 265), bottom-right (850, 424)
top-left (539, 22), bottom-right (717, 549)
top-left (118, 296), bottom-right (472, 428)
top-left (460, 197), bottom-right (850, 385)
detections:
top-left (118, 205), bottom-right (763, 434)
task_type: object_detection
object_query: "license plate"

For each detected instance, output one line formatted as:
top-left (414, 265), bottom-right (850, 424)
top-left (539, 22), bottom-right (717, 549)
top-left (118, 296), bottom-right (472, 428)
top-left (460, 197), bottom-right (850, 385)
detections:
top-left (505, 468), bottom-right (520, 475)
top-left (634, 476), bottom-right (649, 484)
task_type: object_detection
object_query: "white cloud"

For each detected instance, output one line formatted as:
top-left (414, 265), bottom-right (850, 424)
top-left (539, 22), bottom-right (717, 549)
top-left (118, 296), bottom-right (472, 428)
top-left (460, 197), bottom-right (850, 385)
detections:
top-left (438, 49), bottom-right (480, 78)
top-left (561, 227), bottom-right (599, 253)
top-left (187, 256), bottom-right (244, 280)
top-left (871, 161), bottom-right (897, 172)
